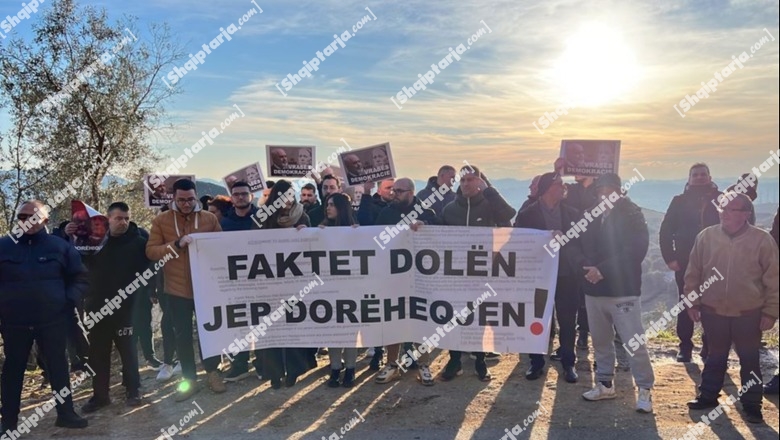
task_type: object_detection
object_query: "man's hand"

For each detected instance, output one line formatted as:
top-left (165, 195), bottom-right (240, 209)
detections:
top-left (476, 176), bottom-right (489, 192)
top-left (760, 315), bottom-right (777, 331)
top-left (296, 224), bottom-right (307, 231)
top-left (554, 157), bottom-right (565, 173)
top-left (64, 222), bottom-right (78, 238)
top-left (177, 235), bottom-right (193, 248)
top-left (410, 221), bottom-right (424, 232)
top-left (687, 308), bottom-right (701, 323)
top-left (583, 266), bottom-right (604, 284)
top-left (667, 261), bottom-right (681, 272)
top-left (363, 181), bottom-right (375, 195)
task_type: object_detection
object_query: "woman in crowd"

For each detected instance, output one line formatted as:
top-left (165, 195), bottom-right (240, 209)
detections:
top-left (207, 195), bottom-right (232, 223)
top-left (252, 180), bottom-right (315, 389)
top-left (320, 193), bottom-right (360, 388)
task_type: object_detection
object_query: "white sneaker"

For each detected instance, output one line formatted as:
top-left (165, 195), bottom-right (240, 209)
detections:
top-left (375, 364), bottom-right (401, 384)
top-left (172, 362), bottom-right (182, 375)
top-left (156, 364), bottom-right (174, 382)
top-left (417, 365), bottom-right (434, 386)
top-left (582, 383), bottom-right (617, 401)
top-left (636, 388), bottom-right (653, 413)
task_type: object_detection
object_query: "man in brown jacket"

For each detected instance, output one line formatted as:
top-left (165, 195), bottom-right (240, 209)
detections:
top-left (684, 192), bottom-right (779, 424)
top-left (146, 178), bottom-right (225, 401)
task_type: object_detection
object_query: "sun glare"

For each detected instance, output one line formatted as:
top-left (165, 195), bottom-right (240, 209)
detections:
top-left (553, 24), bottom-right (640, 107)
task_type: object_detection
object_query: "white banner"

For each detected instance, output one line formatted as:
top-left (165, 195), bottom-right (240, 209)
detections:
top-left (189, 226), bottom-right (559, 358)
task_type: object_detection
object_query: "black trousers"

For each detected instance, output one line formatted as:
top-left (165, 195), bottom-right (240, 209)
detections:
top-left (157, 292), bottom-right (177, 364)
top-left (88, 315), bottom-right (140, 401)
top-left (675, 268), bottom-right (708, 354)
top-left (231, 350), bottom-right (263, 373)
top-left (1, 315), bottom-right (74, 427)
top-left (132, 287), bottom-right (156, 362)
top-left (530, 276), bottom-right (580, 369)
top-left (67, 304), bottom-right (90, 366)
top-left (699, 308), bottom-right (763, 406)
top-left (262, 348), bottom-right (316, 383)
top-left (168, 295), bottom-right (219, 382)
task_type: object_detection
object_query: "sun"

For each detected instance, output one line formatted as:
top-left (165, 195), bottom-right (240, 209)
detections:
top-left (553, 24), bottom-right (640, 107)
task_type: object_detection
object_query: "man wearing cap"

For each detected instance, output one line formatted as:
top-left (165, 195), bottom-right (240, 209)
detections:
top-left (579, 174), bottom-right (654, 414)
top-left (514, 172), bottom-right (585, 383)
top-left (684, 193), bottom-right (778, 424)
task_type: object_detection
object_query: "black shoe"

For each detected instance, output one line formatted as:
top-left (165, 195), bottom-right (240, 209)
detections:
top-left (285, 375), bottom-right (298, 388)
top-left (525, 366), bottom-right (544, 381)
top-left (441, 360), bottom-right (463, 381)
top-left (550, 348), bottom-right (562, 362)
top-left (327, 369), bottom-right (341, 388)
top-left (271, 379), bottom-right (282, 389)
top-left (146, 357), bottom-right (163, 371)
top-left (70, 360), bottom-right (89, 374)
top-left (342, 368), bottom-right (355, 388)
top-left (576, 335), bottom-right (589, 350)
top-left (1, 421), bottom-right (17, 437)
top-left (55, 412), bottom-right (88, 429)
top-left (763, 375), bottom-right (779, 394)
top-left (676, 351), bottom-right (692, 363)
top-left (369, 351), bottom-right (382, 371)
top-left (81, 397), bottom-right (110, 413)
top-left (563, 366), bottom-right (578, 383)
top-left (687, 397), bottom-right (719, 410)
top-left (475, 360), bottom-right (492, 382)
top-left (743, 405), bottom-right (764, 424)
top-left (126, 391), bottom-right (143, 407)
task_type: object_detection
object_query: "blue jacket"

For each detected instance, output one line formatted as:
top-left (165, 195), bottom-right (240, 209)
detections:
top-left (221, 205), bottom-right (260, 231)
top-left (0, 228), bottom-right (88, 326)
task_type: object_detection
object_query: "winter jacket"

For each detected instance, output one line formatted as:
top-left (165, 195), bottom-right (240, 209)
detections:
top-left (659, 183), bottom-right (721, 268)
top-left (514, 200), bottom-right (586, 277)
top-left (221, 205), bottom-right (260, 232)
top-left (357, 193), bottom-right (391, 226)
top-left (563, 181), bottom-right (597, 215)
top-left (0, 229), bottom-right (88, 326)
top-left (81, 222), bottom-right (150, 320)
top-left (415, 176), bottom-right (456, 217)
top-left (440, 187), bottom-right (516, 227)
top-left (375, 197), bottom-right (438, 227)
top-left (519, 196), bottom-right (538, 212)
top-left (146, 202), bottom-right (222, 299)
top-left (581, 197), bottom-right (649, 298)
top-left (684, 224), bottom-right (779, 319)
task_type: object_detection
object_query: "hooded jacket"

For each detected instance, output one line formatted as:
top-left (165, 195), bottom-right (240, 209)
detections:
top-left (684, 224), bottom-right (779, 319)
top-left (0, 229), bottom-right (88, 326)
top-left (659, 183), bottom-right (721, 267)
top-left (415, 176), bottom-right (456, 217)
top-left (146, 202), bottom-right (222, 299)
top-left (221, 205), bottom-right (260, 231)
top-left (440, 187), bottom-right (516, 227)
top-left (82, 222), bottom-right (150, 320)
top-left (581, 197), bottom-right (649, 298)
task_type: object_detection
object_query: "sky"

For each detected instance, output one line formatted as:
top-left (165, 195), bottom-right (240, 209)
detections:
top-left (1, 0), bottom-right (778, 183)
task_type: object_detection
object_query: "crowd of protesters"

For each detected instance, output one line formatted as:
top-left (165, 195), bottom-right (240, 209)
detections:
top-left (0, 157), bottom-right (777, 437)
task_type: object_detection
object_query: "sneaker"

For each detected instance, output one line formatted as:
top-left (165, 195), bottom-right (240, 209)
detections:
top-left (207, 371), bottom-right (226, 393)
top-left (743, 405), bottom-right (764, 424)
top-left (81, 397), bottom-right (110, 413)
top-left (174, 380), bottom-right (200, 402)
top-left (417, 364), bottom-right (434, 386)
top-left (54, 411), bottom-right (88, 429)
top-left (636, 388), bottom-right (652, 413)
top-left (223, 367), bottom-right (251, 383)
top-left (440, 360), bottom-right (463, 382)
top-left (582, 383), bottom-right (616, 401)
top-left (475, 360), bottom-right (492, 382)
top-left (687, 397), bottom-right (719, 410)
top-left (172, 362), bottom-right (182, 375)
top-left (327, 369), bottom-right (341, 388)
top-left (146, 358), bottom-right (163, 371)
top-left (676, 351), bottom-right (692, 363)
top-left (375, 364), bottom-right (401, 384)
top-left (550, 349), bottom-right (562, 362)
top-left (156, 364), bottom-right (175, 382)
top-left (126, 391), bottom-right (143, 407)
top-left (342, 368), bottom-right (355, 388)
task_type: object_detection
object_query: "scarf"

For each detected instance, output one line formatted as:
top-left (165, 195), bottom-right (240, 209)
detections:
top-left (276, 202), bottom-right (304, 228)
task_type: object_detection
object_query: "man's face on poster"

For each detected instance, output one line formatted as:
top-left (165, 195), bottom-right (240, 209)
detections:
top-left (372, 148), bottom-right (389, 169)
top-left (566, 143), bottom-right (585, 167)
top-left (344, 155), bottom-right (363, 174)
top-left (272, 149), bottom-right (288, 167)
top-left (246, 166), bottom-right (261, 183)
top-left (298, 149), bottom-right (312, 167)
top-left (72, 211), bottom-right (90, 237)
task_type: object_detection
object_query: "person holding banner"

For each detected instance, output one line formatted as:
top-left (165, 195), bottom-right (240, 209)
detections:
top-left (440, 165), bottom-right (516, 382)
top-left (321, 193), bottom-right (361, 388)
top-left (308, 175), bottom-right (341, 227)
top-left (252, 180), bottom-right (316, 389)
top-left (372, 178), bottom-right (438, 386)
top-left (146, 179), bottom-right (225, 401)
top-left (357, 179), bottom-right (394, 226)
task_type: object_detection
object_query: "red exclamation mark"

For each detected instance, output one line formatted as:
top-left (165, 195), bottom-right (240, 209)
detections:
top-left (530, 288), bottom-right (548, 336)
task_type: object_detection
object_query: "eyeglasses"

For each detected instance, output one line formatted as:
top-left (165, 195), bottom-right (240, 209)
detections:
top-left (175, 198), bottom-right (197, 204)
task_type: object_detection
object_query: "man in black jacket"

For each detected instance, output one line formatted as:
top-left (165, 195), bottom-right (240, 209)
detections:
top-left (579, 174), bottom-right (654, 414)
top-left (659, 163), bottom-right (720, 362)
top-left (357, 178), bottom-right (395, 225)
top-left (80, 202), bottom-right (150, 412)
top-left (372, 178), bottom-right (438, 386)
top-left (0, 200), bottom-right (88, 433)
top-left (440, 165), bottom-right (516, 382)
top-left (514, 172), bottom-right (585, 383)
top-left (415, 166), bottom-right (456, 216)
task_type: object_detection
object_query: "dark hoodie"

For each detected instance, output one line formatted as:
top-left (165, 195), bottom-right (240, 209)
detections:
top-left (441, 187), bottom-right (516, 227)
top-left (82, 222), bottom-right (150, 320)
top-left (221, 205), bottom-right (260, 231)
top-left (659, 182), bottom-right (721, 267)
top-left (415, 176), bottom-right (456, 217)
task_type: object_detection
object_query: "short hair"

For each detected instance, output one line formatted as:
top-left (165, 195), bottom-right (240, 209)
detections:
top-left (266, 180), bottom-right (275, 188)
top-left (209, 195), bottom-right (232, 214)
top-left (302, 183), bottom-right (317, 192)
top-left (200, 195), bottom-right (213, 208)
top-left (231, 181), bottom-right (251, 192)
top-left (689, 163), bottom-right (710, 175)
top-left (17, 200), bottom-right (49, 219)
top-left (438, 165), bottom-right (456, 175)
top-left (107, 202), bottom-right (129, 214)
top-left (322, 174), bottom-right (340, 188)
top-left (173, 178), bottom-right (196, 193)
top-left (723, 191), bottom-right (753, 211)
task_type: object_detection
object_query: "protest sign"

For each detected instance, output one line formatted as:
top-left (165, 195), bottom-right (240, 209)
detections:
top-left (559, 140), bottom-right (621, 177)
top-left (224, 162), bottom-right (266, 193)
top-left (70, 200), bottom-right (108, 255)
top-left (144, 174), bottom-right (196, 208)
top-left (337, 142), bottom-right (395, 186)
top-left (266, 145), bottom-right (316, 178)
top-left (189, 226), bottom-right (558, 358)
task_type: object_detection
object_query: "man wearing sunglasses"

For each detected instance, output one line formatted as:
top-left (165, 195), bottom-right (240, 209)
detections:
top-left (684, 192), bottom-right (779, 424)
top-left (146, 178), bottom-right (224, 402)
top-left (0, 201), bottom-right (89, 434)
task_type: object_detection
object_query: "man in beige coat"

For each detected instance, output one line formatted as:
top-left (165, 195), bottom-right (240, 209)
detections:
top-left (146, 178), bottom-right (225, 401)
